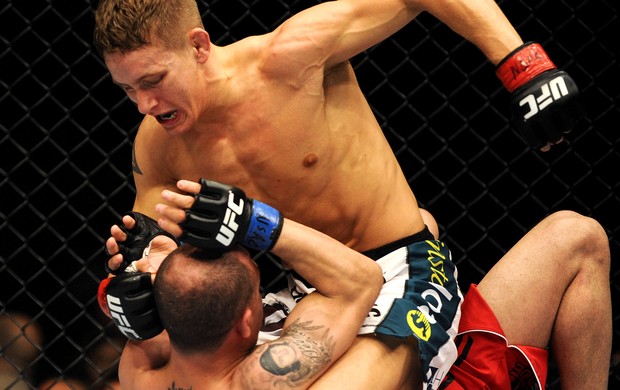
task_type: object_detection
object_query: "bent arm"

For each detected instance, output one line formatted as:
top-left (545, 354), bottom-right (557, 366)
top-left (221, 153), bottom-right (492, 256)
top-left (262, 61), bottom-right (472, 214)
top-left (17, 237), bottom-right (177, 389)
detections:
top-left (275, 218), bottom-right (383, 363)
top-left (241, 219), bottom-right (383, 389)
top-left (273, 219), bottom-right (382, 308)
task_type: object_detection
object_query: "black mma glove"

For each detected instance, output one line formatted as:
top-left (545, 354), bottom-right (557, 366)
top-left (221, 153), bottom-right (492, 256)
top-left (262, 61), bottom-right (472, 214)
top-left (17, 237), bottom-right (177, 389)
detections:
top-left (180, 179), bottom-right (283, 255)
top-left (97, 272), bottom-right (163, 340)
top-left (496, 42), bottom-right (585, 149)
top-left (105, 211), bottom-right (178, 275)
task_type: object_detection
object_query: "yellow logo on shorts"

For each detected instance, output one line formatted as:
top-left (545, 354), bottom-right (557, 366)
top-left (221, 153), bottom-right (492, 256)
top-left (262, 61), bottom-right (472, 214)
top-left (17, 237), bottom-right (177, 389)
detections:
top-left (407, 310), bottom-right (431, 341)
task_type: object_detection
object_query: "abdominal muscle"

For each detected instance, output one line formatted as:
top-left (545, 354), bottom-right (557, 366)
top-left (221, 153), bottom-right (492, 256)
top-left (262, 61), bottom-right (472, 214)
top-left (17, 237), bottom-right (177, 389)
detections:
top-left (166, 129), bottom-right (423, 252)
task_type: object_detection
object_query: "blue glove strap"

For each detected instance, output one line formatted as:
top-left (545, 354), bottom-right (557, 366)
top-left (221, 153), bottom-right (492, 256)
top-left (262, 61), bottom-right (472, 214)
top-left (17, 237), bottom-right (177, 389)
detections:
top-left (243, 200), bottom-right (281, 250)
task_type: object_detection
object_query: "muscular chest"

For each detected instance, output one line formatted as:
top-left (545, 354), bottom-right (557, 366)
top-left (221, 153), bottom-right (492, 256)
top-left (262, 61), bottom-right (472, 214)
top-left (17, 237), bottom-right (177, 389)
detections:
top-left (170, 116), bottom-right (330, 200)
top-left (164, 67), bottom-right (366, 239)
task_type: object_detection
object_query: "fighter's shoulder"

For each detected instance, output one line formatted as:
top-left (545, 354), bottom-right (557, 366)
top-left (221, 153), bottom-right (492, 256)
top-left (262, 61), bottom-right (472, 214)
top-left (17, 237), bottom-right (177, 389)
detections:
top-left (135, 116), bottom-right (168, 145)
top-left (238, 29), bottom-right (328, 85)
top-left (132, 116), bottom-right (174, 176)
top-left (134, 117), bottom-right (174, 157)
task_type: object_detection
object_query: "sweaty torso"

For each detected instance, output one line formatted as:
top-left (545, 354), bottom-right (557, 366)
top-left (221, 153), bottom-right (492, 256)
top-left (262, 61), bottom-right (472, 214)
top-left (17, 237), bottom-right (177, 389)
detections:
top-left (134, 40), bottom-right (423, 252)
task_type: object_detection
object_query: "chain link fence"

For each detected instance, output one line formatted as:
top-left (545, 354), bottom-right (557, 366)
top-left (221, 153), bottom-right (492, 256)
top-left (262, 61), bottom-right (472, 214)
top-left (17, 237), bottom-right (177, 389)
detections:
top-left (1, 0), bottom-right (618, 388)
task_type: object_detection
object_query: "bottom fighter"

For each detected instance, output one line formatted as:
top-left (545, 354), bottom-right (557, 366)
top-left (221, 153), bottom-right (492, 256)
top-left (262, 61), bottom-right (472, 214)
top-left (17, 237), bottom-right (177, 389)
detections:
top-left (99, 179), bottom-right (385, 389)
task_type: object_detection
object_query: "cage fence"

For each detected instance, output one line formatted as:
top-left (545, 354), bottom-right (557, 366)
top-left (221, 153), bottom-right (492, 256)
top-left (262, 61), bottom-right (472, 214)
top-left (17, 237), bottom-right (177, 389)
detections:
top-left (1, 0), bottom-right (619, 388)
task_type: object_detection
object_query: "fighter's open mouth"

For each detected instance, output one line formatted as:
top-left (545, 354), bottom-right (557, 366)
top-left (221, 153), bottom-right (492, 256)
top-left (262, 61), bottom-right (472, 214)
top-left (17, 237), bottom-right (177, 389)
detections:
top-left (158, 111), bottom-right (178, 122)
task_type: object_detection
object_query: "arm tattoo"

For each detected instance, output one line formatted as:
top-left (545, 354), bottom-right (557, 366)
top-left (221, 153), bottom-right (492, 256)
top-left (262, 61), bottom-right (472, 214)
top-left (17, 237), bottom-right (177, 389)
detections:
top-left (258, 318), bottom-right (334, 387)
top-left (132, 143), bottom-right (142, 174)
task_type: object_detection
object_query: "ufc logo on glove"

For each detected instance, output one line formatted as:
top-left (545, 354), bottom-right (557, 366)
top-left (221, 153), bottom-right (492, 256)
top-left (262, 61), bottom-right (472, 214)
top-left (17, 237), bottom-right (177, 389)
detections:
top-left (98, 273), bottom-right (164, 341)
top-left (519, 76), bottom-right (570, 120)
top-left (496, 42), bottom-right (584, 149)
top-left (217, 193), bottom-right (245, 246)
top-left (107, 294), bottom-right (141, 339)
top-left (181, 179), bottom-right (283, 252)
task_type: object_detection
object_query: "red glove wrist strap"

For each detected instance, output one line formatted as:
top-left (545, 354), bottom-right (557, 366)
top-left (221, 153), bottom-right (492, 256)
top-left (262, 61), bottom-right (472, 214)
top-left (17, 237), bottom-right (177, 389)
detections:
top-left (97, 278), bottom-right (112, 318)
top-left (496, 43), bottom-right (556, 93)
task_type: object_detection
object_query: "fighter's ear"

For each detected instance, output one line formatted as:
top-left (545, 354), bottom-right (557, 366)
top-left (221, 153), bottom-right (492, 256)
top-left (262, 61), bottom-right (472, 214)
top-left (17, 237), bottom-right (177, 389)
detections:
top-left (189, 28), bottom-right (210, 63)
top-left (237, 307), bottom-right (255, 339)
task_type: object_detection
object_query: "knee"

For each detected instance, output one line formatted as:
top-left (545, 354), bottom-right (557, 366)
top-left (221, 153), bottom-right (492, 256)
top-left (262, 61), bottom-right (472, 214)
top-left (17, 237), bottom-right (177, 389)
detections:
top-left (544, 210), bottom-right (610, 270)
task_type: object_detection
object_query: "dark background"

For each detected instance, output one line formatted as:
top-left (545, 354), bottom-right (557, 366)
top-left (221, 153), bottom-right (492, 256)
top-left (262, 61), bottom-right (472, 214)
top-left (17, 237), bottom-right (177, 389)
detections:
top-left (1, 0), bottom-right (618, 388)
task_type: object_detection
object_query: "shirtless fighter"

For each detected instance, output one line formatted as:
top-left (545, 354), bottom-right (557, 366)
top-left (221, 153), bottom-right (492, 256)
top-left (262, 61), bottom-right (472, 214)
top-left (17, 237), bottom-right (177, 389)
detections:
top-left (94, 0), bottom-right (590, 388)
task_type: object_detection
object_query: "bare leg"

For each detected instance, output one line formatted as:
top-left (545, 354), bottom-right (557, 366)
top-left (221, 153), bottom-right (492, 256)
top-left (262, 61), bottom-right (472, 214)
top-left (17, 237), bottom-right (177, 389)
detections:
top-left (477, 210), bottom-right (611, 389)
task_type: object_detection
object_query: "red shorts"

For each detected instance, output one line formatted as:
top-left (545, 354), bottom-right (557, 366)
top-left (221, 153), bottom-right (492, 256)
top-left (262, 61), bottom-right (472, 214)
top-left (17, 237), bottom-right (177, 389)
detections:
top-left (440, 284), bottom-right (548, 390)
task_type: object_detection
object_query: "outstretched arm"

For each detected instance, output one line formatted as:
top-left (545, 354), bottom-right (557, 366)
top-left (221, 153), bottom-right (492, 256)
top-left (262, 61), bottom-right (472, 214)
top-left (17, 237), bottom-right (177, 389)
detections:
top-left (416, 0), bottom-right (584, 151)
top-left (266, 0), bottom-right (581, 151)
top-left (262, 0), bottom-right (521, 75)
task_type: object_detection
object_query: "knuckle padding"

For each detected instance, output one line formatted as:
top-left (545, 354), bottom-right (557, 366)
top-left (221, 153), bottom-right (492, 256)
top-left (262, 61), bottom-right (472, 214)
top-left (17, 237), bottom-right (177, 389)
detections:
top-left (180, 232), bottom-right (210, 248)
top-left (178, 179), bottom-right (231, 244)
top-left (199, 179), bottom-right (229, 196)
top-left (191, 191), bottom-right (226, 212)
top-left (107, 273), bottom-right (150, 306)
top-left (177, 178), bottom-right (254, 253)
top-left (512, 70), bottom-right (583, 148)
top-left (183, 212), bottom-right (217, 234)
